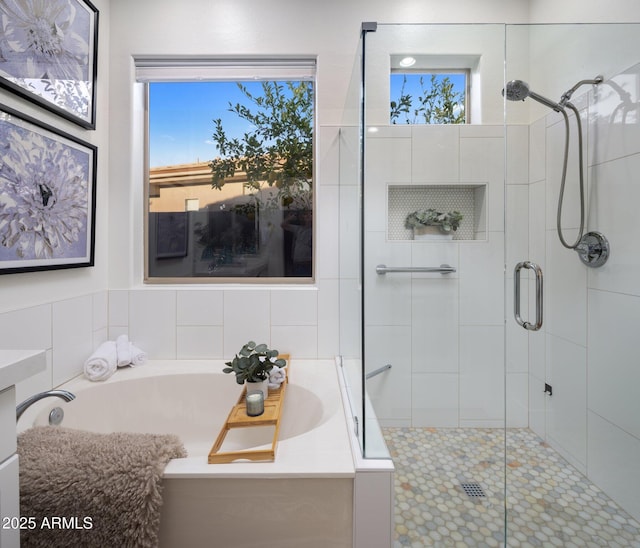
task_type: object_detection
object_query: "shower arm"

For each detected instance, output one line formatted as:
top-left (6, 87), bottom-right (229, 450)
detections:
top-left (559, 75), bottom-right (603, 108)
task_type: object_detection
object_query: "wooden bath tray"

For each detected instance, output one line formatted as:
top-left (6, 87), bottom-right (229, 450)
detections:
top-left (208, 355), bottom-right (289, 463)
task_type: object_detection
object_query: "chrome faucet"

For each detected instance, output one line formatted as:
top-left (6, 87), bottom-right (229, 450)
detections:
top-left (16, 390), bottom-right (76, 421)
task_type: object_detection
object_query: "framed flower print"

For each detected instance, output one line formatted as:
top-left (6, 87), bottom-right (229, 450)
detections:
top-left (0, 103), bottom-right (97, 274)
top-left (0, 0), bottom-right (99, 129)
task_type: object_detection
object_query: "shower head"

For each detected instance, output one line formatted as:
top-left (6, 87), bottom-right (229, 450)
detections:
top-left (503, 80), bottom-right (563, 112)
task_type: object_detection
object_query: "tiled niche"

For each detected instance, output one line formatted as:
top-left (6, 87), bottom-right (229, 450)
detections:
top-left (387, 184), bottom-right (487, 241)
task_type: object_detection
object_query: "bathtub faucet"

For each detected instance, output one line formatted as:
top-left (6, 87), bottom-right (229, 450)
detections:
top-left (16, 390), bottom-right (76, 421)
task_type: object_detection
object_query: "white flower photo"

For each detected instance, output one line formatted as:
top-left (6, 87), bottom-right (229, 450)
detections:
top-left (0, 106), bottom-right (96, 273)
top-left (0, 0), bottom-right (98, 128)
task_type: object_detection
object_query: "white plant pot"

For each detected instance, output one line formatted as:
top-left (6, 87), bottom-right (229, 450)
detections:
top-left (413, 226), bottom-right (453, 240)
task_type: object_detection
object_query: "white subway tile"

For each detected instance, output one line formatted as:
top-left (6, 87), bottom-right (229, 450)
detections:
top-left (459, 234), bottom-right (505, 325)
top-left (223, 290), bottom-right (270, 356)
top-left (411, 126), bottom-right (459, 183)
top-left (92, 291), bottom-right (108, 332)
top-left (587, 154), bottom-right (640, 297)
top-left (411, 278), bottom-right (459, 373)
top-left (588, 289), bottom-right (640, 439)
top-left (270, 289), bottom-right (318, 326)
top-left (459, 326), bottom-right (504, 422)
top-left (545, 230), bottom-right (587, 346)
top-left (129, 290), bottom-right (176, 359)
top-left (317, 126), bottom-right (340, 186)
top-left (271, 325), bottom-right (317, 358)
top-left (108, 290), bottom-right (129, 327)
top-left (317, 279), bottom-right (340, 359)
top-left (0, 304), bottom-right (52, 350)
top-left (177, 326), bottom-right (223, 359)
top-left (177, 290), bottom-right (223, 326)
top-left (315, 184), bottom-right (340, 279)
top-left (588, 411), bottom-right (640, 521)
top-left (546, 334), bottom-right (587, 470)
top-left (52, 295), bottom-right (93, 386)
top-left (411, 373), bottom-right (459, 427)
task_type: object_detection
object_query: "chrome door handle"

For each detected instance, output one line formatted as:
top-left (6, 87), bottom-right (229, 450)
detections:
top-left (514, 261), bottom-right (543, 331)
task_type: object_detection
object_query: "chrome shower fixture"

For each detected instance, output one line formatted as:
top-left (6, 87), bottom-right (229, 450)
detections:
top-left (503, 75), bottom-right (604, 112)
top-left (503, 75), bottom-right (609, 268)
top-left (503, 80), bottom-right (563, 111)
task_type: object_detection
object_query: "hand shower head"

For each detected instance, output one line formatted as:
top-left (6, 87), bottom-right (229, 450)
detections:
top-left (503, 79), bottom-right (564, 112)
top-left (503, 79), bottom-right (530, 102)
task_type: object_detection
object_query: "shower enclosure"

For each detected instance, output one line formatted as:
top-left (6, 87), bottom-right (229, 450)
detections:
top-left (339, 21), bottom-right (640, 546)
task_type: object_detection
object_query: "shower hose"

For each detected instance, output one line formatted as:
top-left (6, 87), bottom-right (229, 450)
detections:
top-left (556, 102), bottom-right (585, 249)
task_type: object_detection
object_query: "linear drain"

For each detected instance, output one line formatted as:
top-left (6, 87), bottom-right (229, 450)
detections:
top-left (460, 482), bottom-right (486, 499)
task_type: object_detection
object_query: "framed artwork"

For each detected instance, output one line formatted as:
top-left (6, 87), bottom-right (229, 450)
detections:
top-left (0, 0), bottom-right (99, 129)
top-left (0, 103), bottom-right (97, 274)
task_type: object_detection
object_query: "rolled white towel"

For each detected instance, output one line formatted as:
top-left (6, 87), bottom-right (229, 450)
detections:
top-left (84, 341), bottom-right (118, 382)
top-left (268, 366), bottom-right (287, 389)
top-left (129, 344), bottom-right (147, 367)
top-left (116, 334), bottom-right (132, 367)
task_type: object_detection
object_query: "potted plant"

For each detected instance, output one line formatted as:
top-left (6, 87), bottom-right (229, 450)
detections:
top-left (223, 341), bottom-right (287, 398)
top-left (404, 208), bottom-right (463, 239)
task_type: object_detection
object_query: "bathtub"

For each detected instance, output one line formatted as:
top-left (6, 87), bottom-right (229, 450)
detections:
top-left (19, 359), bottom-right (357, 548)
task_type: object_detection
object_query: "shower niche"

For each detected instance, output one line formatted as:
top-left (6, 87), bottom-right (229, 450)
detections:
top-left (387, 183), bottom-right (487, 241)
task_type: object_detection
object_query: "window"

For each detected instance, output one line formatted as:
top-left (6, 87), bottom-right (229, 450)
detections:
top-left (389, 55), bottom-right (470, 125)
top-left (390, 71), bottom-right (467, 124)
top-left (137, 58), bottom-right (315, 282)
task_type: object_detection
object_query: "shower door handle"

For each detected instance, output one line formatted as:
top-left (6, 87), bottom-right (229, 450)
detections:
top-left (514, 261), bottom-right (543, 331)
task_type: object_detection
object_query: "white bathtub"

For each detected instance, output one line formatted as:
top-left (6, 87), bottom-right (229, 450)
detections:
top-left (19, 359), bottom-right (357, 548)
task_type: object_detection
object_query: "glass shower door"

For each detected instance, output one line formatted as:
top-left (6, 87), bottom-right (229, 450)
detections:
top-left (504, 23), bottom-right (640, 546)
top-left (361, 23), bottom-right (509, 545)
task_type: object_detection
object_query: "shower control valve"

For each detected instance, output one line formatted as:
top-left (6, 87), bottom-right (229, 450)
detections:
top-left (575, 231), bottom-right (610, 268)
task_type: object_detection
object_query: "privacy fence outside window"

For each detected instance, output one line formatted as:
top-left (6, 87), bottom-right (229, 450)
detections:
top-left (136, 58), bottom-right (316, 283)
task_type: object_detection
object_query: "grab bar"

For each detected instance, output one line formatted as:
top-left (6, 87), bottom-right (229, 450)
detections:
top-left (366, 364), bottom-right (392, 380)
top-left (514, 261), bottom-right (543, 331)
top-left (376, 264), bottom-right (456, 275)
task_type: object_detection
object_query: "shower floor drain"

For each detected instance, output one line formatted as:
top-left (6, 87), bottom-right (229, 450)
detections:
top-left (460, 482), bottom-right (486, 499)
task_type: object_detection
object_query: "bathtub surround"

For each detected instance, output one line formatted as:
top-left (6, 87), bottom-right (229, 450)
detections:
top-left (21, 359), bottom-right (362, 548)
top-left (18, 426), bottom-right (186, 548)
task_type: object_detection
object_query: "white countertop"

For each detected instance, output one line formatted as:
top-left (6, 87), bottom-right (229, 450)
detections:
top-left (0, 350), bottom-right (46, 392)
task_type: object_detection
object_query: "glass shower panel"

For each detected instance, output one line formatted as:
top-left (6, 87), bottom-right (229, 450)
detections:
top-left (362, 23), bottom-right (508, 544)
top-left (505, 23), bottom-right (640, 545)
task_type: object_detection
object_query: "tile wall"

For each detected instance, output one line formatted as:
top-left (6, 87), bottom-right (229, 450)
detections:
top-left (362, 123), bottom-right (530, 429)
top-left (527, 64), bottom-right (640, 520)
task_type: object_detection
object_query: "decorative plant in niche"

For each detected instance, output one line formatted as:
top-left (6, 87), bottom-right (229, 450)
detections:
top-left (223, 341), bottom-right (287, 384)
top-left (405, 208), bottom-right (463, 234)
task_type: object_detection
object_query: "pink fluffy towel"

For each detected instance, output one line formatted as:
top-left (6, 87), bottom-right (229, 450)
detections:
top-left (17, 426), bottom-right (186, 548)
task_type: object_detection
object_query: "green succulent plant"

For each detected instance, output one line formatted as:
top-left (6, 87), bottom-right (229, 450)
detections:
top-left (223, 340), bottom-right (287, 384)
top-left (404, 208), bottom-right (463, 233)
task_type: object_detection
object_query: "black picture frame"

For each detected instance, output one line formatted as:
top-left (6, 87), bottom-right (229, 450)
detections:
top-left (0, 103), bottom-right (97, 274)
top-left (0, 0), bottom-right (99, 129)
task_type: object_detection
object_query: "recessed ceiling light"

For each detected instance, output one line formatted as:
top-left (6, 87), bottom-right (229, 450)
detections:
top-left (399, 56), bottom-right (416, 68)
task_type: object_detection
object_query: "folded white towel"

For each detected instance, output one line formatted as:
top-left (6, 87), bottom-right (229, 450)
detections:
top-left (129, 344), bottom-right (147, 367)
top-left (116, 334), bottom-right (131, 367)
top-left (268, 366), bottom-right (286, 389)
top-left (84, 341), bottom-right (118, 382)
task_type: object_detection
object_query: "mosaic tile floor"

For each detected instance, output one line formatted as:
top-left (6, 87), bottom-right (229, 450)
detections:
top-left (382, 427), bottom-right (640, 547)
